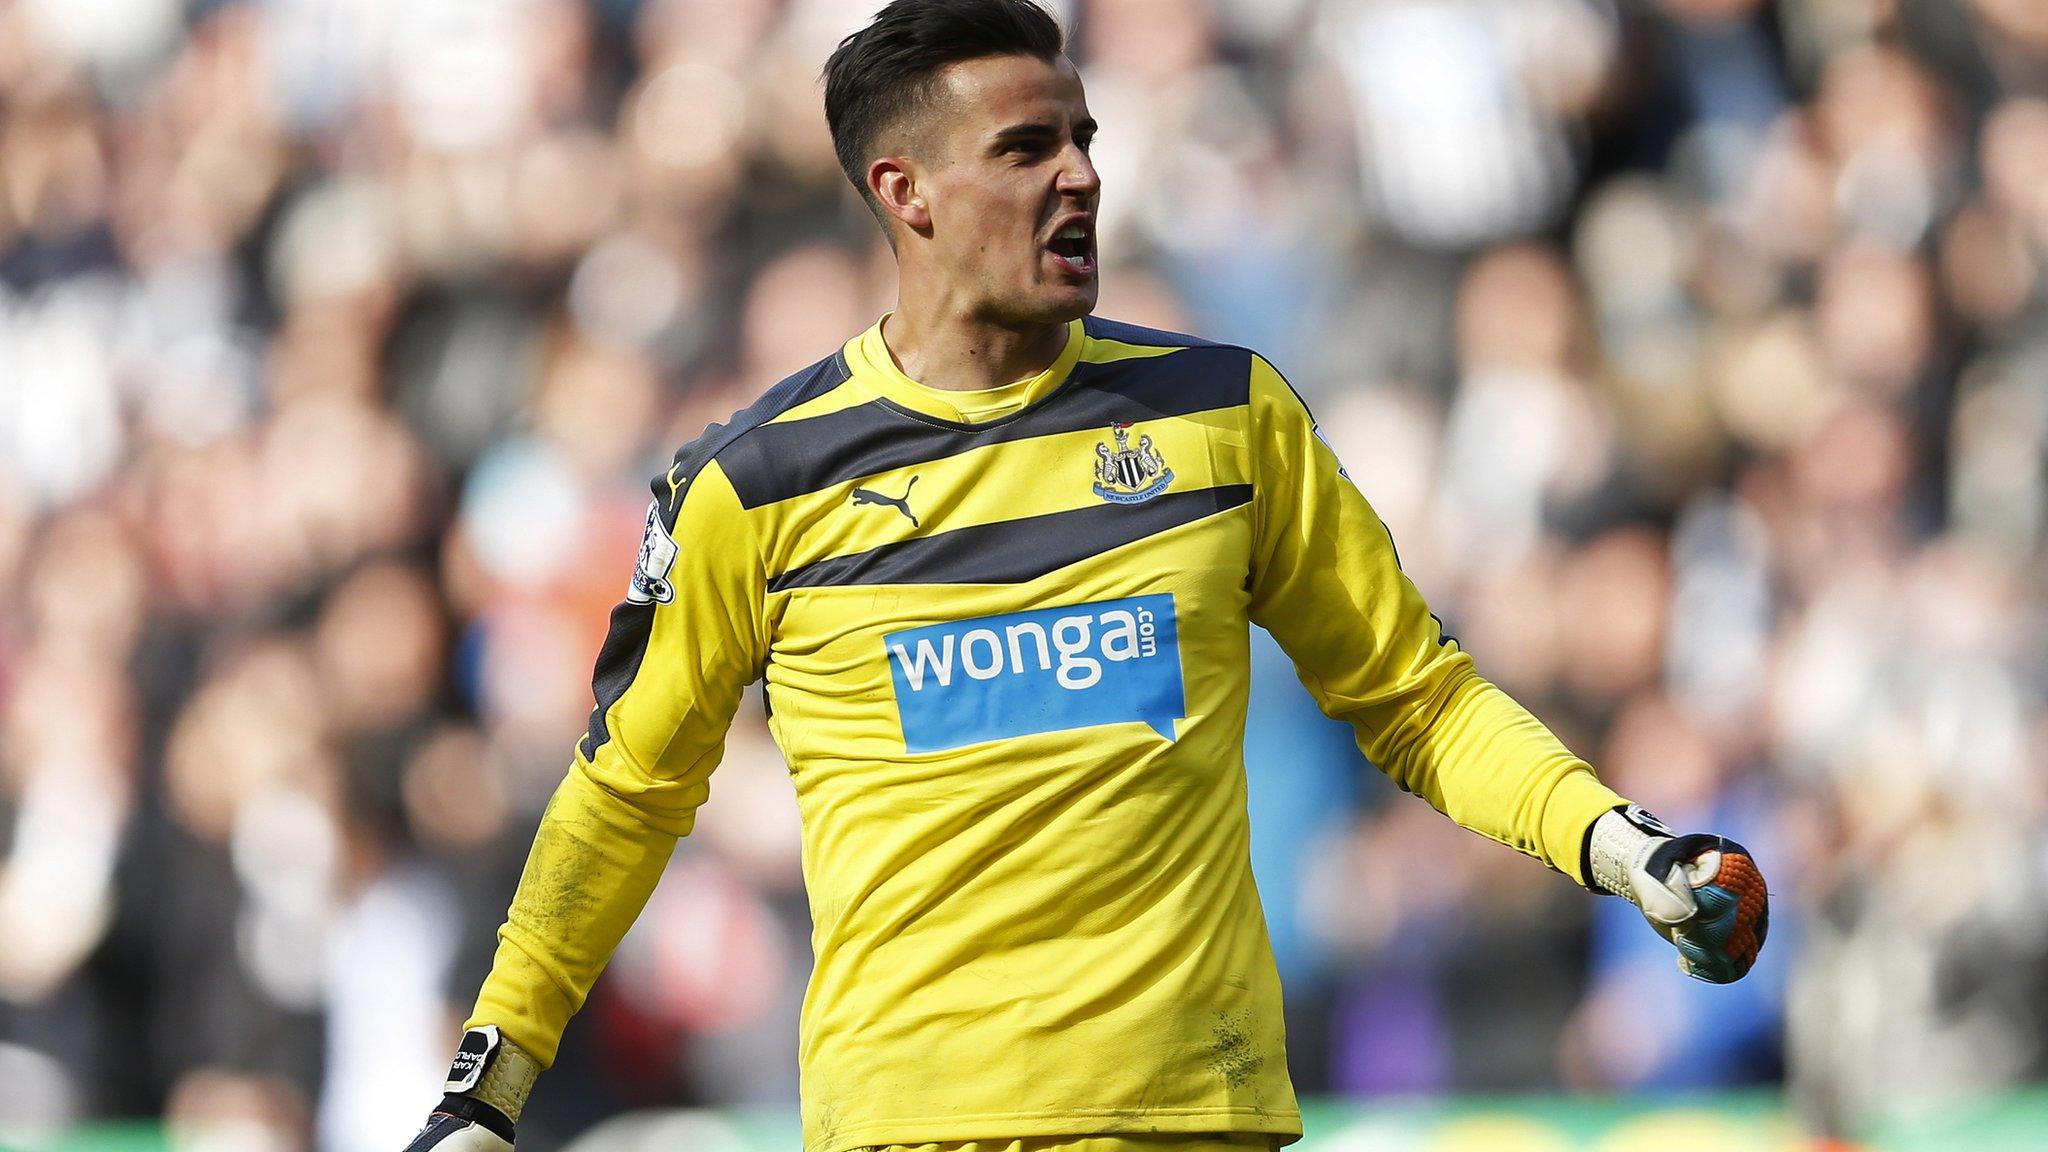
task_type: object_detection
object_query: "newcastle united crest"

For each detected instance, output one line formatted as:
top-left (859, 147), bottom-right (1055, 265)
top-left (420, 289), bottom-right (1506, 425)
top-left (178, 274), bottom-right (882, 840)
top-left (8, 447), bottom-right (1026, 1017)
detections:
top-left (1093, 422), bottom-right (1174, 505)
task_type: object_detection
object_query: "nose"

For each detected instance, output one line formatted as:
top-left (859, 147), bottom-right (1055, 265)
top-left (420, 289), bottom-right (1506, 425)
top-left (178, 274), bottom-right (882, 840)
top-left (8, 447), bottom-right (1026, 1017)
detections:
top-left (1058, 143), bottom-right (1100, 200)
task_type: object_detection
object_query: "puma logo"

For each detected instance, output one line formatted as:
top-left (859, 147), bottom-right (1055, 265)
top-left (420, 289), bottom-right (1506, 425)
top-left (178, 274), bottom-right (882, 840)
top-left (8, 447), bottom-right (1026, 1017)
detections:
top-left (851, 475), bottom-right (919, 527)
top-left (664, 459), bottom-right (687, 510)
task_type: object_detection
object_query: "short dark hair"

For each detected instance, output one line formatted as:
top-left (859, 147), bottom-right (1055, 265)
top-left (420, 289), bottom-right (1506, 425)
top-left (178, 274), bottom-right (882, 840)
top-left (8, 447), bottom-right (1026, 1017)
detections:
top-left (822, 0), bottom-right (1066, 221)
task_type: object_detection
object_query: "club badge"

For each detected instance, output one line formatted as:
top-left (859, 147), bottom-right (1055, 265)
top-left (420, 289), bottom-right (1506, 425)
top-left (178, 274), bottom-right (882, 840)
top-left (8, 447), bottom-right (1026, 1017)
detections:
top-left (1092, 423), bottom-right (1174, 505)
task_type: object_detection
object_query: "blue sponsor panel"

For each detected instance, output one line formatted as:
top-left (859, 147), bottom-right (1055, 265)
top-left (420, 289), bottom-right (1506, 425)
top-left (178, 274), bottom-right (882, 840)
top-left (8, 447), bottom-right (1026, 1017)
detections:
top-left (885, 594), bottom-right (1186, 752)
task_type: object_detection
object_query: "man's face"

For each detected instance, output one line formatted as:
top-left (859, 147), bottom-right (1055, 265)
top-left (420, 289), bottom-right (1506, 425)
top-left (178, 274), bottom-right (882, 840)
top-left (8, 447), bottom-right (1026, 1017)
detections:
top-left (909, 53), bottom-right (1100, 324)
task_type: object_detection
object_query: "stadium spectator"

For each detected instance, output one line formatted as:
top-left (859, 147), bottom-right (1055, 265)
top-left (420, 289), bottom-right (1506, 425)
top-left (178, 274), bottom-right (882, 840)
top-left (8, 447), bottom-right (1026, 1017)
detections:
top-left (1, 0), bottom-right (2044, 1147)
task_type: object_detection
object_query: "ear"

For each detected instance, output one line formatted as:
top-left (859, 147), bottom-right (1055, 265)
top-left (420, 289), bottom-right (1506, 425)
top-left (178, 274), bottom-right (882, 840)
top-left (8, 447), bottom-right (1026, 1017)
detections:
top-left (869, 156), bottom-right (931, 234)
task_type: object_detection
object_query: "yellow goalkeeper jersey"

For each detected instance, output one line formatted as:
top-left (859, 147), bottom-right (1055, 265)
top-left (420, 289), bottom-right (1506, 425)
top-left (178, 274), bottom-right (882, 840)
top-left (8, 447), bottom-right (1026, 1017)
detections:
top-left (468, 316), bottom-right (1627, 1151)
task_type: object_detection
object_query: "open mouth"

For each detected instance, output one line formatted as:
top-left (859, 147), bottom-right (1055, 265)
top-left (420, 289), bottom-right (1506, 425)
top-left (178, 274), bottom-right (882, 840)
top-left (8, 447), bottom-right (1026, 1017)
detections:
top-left (1047, 220), bottom-right (1096, 277)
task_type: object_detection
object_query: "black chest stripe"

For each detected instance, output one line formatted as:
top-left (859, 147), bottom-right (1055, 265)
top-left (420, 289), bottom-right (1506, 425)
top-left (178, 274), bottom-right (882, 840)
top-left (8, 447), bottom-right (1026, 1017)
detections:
top-left (718, 347), bottom-right (1253, 510)
top-left (766, 484), bottom-right (1252, 592)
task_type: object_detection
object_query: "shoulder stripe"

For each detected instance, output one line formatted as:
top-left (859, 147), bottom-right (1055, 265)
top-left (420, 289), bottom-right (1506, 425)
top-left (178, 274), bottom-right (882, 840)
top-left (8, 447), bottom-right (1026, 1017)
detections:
top-left (653, 352), bottom-right (854, 525)
top-left (719, 346), bottom-right (1253, 509)
top-left (1081, 338), bottom-right (1187, 365)
top-left (1080, 315), bottom-right (1222, 349)
top-left (580, 352), bottom-right (849, 762)
top-left (767, 483), bottom-right (1252, 592)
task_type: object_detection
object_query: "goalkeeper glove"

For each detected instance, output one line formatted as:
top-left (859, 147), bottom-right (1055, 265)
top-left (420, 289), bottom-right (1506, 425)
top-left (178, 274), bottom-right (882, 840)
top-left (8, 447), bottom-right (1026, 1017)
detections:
top-left (1586, 804), bottom-right (1769, 983)
top-left (403, 1026), bottom-right (539, 1152)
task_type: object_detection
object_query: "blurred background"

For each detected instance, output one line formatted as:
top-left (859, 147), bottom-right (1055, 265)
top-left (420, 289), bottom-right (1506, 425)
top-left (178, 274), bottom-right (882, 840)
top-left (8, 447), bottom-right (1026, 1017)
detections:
top-left (3, 0), bottom-right (2047, 1148)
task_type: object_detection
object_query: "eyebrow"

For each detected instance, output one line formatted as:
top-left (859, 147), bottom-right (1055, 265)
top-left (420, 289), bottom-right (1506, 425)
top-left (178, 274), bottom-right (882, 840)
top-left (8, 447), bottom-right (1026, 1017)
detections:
top-left (990, 117), bottom-right (1098, 146)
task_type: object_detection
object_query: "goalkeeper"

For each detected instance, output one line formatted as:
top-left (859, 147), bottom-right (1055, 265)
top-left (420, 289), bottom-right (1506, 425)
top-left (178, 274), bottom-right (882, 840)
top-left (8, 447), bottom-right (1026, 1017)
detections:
top-left (406, 2), bottom-right (1768, 1150)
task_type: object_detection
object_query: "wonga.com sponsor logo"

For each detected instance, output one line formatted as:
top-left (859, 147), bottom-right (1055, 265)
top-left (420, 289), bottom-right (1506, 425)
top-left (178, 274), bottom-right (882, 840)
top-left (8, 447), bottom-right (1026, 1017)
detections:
top-left (885, 595), bottom-right (1185, 752)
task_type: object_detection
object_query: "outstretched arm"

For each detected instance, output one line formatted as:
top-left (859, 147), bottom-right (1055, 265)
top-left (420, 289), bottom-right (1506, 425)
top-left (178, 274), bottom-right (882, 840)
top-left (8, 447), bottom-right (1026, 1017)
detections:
top-left (1244, 355), bottom-right (1765, 981)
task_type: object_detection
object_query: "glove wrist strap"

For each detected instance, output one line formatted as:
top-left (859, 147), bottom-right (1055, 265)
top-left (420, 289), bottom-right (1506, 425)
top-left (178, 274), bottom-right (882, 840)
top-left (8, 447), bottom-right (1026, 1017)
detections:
top-left (1586, 804), bottom-right (1674, 905)
top-left (435, 1094), bottom-right (515, 1142)
top-left (444, 1025), bottom-right (540, 1124)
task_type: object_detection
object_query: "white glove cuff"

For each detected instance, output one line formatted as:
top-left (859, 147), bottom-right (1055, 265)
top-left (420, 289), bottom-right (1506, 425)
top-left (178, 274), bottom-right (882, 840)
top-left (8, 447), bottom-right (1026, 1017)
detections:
top-left (1588, 805), bottom-right (1698, 926)
top-left (1581, 799), bottom-right (1679, 914)
top-left (1588, 807), bottom-right (1660, 901)
top-left (446, 1026), bottom-right (540, 1124)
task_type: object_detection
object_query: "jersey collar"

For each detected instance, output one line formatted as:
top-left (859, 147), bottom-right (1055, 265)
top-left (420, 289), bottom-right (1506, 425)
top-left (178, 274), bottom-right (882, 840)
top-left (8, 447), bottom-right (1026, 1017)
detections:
top-left (842, 314), bottom-right (1086, 426)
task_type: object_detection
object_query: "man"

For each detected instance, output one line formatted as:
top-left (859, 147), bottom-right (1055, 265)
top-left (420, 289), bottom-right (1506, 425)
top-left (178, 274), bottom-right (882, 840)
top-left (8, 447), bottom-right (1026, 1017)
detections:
top-left (404, 3), bottom-right (1769, 1150)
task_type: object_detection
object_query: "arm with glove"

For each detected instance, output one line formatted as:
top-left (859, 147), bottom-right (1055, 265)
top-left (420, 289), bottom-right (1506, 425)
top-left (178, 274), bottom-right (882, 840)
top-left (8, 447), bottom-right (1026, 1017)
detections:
top-left (1245, 356), bottom-right (1768, 981)
top-left (405, 459), bottom-right (770, 1149)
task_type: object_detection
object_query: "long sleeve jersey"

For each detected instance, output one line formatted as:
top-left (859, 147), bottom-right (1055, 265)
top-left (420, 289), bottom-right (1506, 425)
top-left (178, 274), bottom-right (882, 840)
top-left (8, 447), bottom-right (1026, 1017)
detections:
top-left (467, 316), bottom-right (1627, 1151)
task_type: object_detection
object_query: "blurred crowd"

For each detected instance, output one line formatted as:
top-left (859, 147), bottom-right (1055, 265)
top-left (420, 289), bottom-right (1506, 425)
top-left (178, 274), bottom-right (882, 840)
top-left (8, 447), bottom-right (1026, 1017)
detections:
top-left (3, 0), bottom-right (2047, 1149)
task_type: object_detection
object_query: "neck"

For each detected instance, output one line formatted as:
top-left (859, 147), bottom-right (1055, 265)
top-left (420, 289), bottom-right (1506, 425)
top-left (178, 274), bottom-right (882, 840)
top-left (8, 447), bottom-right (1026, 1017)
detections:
top-left (881, 284), bottom-right (1071, 393)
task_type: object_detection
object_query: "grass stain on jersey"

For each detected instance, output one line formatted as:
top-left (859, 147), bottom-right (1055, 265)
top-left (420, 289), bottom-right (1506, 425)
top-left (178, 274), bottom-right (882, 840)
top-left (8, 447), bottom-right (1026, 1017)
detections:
top-left (521, 797), bottom-right (606, 930)
top-left (1204, 1010), bottom-right (1265, 1088)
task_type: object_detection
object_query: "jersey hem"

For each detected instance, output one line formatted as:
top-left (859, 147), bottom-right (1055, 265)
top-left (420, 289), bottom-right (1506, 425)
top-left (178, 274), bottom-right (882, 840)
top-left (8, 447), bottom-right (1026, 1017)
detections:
top-left (813, 1106), bottom-right (1304, 1152)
